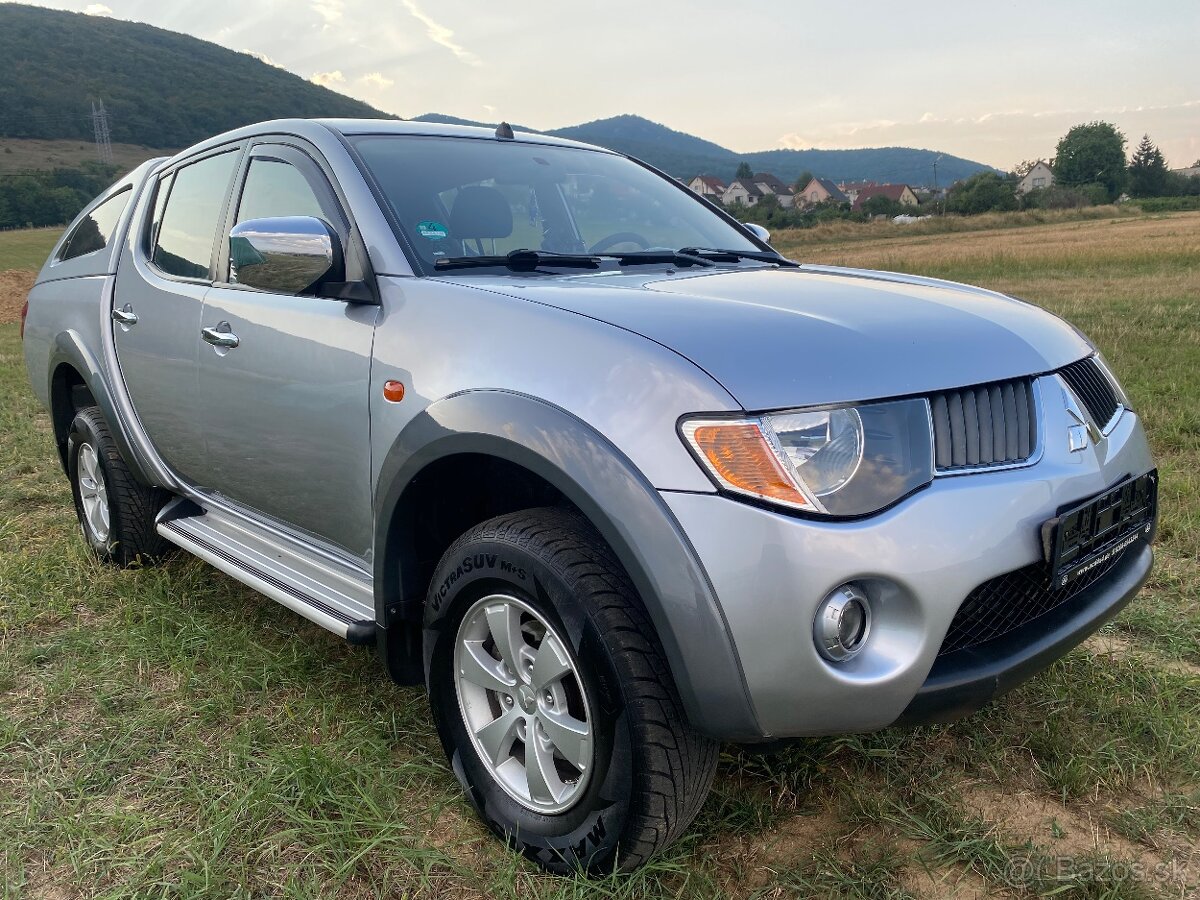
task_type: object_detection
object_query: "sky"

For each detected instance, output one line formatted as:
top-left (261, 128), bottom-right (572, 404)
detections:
top-left (23, 0), bottom-right (1200, 169)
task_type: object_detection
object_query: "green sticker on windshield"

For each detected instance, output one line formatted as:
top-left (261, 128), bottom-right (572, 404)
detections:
top-left (416, 220), bottom-right (448, 240)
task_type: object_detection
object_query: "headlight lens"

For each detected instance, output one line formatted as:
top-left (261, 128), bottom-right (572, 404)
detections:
top-left (682, 398), bottom-right (934, 517)
top-left (768, 408), bottom-right (864, 496)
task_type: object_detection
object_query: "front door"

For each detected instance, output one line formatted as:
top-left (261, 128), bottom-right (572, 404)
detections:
top-left (192, 142), bottom-right (378, 560)
top-left (112, 146), bottom-right (241, 483)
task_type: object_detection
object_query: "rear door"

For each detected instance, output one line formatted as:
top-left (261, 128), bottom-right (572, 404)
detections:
top-left (192, 141), bottom-right (378, 559)
top-left (112, 146), bottom-right (241, 482)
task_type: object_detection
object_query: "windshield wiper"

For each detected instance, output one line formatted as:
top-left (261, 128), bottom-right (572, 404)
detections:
top-left (601, 250), bottom-right (716, 268)
top-left (434, 249), bottom-right (602, 272)
top-left (679, 247), bottom-right (800, 267)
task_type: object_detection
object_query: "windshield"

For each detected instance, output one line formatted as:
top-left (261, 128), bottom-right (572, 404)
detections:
top-left (349, 135), bottom-right (762, 273)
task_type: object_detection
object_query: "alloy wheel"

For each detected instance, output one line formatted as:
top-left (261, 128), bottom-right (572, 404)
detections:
top-left (77, 442), bottom-right (111, 543)
top-left (453, 593), bottom-right (594, 814)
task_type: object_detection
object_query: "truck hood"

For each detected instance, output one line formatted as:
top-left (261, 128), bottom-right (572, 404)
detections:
top-left (464, 265), bottom-right (1093, 411)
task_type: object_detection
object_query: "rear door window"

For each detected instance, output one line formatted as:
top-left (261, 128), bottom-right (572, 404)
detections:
top-left (58, 188), bottom-right (131, 261)
top-left (152, 150), bottom-right (239, 280)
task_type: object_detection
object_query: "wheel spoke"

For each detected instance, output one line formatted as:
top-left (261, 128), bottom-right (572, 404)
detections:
top-left (485, 604), bottom-right (526, 676)
top-left (538, 707), bottom-right (590, 771)
top-left (525, 732), bottom-right (563, 805)
top-left (458, 640), bottom-right (516, 693)
top-left (474, 707), bottom-right (522, 766)
top-left (530, 634), bottom-right (571, 690)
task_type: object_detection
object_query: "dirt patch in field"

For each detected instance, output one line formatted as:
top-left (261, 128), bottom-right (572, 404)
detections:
top-left (961, 782), bottom-right (1145, 859)
top-left (1084, 633), bottom-right (1200, 678)
top-left (958, 783), bottom-right (1198, 894)
top-left (1, 269), bottom-right (36, 323)
top-left (899, 863), bottom-right (991, 899)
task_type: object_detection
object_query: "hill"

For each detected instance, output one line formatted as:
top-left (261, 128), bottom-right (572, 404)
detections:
top-left (550, 116), bottom-right (993, 187)
top-left (0, 3), bottom-right (391, 148)
top-left (414, 113), bottom-right (994, 187)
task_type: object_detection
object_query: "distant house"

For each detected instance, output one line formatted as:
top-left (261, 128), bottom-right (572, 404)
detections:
top-left (751, 172), bottom-right (796, 208)
top-left (688, 175), bottom-right (727, 198)
top-left (836, 180), bottom-right (879, 206)
top-left (851, 183), bottom-right (920, 211)
top-left (798, 177), bottom-right (848, 208)
top-left (1171, 165), bottom-right (1200, 179)
top-left (722, 178), bottom-right (764, 206)
top-left (1016, 161), bottom-right (1054, 195)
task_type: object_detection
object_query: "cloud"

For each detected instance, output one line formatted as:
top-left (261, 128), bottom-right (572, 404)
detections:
top-left (400, 0), bottom-right (481, 66)
top-left (83, 3), bottom-right (112, 14)
top-left (359, 72), bottom-right (395, 89)
top-left (311, 70), bottom-right (345, 87)
top-left (311, 0), bottom-right (343, 24)
top-left (243, 48), bottom-right (281, 68)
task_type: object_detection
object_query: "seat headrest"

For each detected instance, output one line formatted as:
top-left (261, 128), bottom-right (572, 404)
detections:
top-left (449, 186), bottom-right (513, 240)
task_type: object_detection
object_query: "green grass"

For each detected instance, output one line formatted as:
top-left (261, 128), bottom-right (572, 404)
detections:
top-left (2, 212), bottom-right (1200, 898)
top-left (0, 227), bottom-right (60, 270)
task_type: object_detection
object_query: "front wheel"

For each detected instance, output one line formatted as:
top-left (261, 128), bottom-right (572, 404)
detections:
top-left (424, 508), bottom-right (718, 874)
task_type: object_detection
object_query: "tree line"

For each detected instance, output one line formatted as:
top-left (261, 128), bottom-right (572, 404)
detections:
top-left (947, 124), bottom-right (1197, 215)
top-left (723, 122), bottom-right (1198, 228)
top-left (0, 163), bottom-right (121, 229)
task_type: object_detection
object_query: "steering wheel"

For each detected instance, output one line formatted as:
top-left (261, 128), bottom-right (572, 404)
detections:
top-left (587, 231), bottom-right (650, 254)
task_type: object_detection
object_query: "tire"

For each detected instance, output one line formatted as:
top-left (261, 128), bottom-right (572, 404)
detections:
top-left (424, 507), bottom-right (719, 874)
top-left (67, 406), bottom-right (171, 566)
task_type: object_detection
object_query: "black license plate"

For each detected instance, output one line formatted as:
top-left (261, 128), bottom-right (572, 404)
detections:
top-left (1044, 471), bottom-right (1157, 588)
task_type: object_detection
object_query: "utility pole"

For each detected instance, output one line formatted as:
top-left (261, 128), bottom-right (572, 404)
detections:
top-left (932, 154), bottom-right (943, 215)
top-left (91, 100), bottom-right (113, 165)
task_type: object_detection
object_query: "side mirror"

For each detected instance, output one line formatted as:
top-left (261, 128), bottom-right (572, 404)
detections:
top-left (744, 222), bottom-right (771, 244)
top-left (229, 216), bottom-right (341, 295)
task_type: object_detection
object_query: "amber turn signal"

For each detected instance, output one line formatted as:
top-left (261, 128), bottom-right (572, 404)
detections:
top-left (687, 422), bottom-right (809, 507)
top-left (383, 380), bottom-right (405, 403)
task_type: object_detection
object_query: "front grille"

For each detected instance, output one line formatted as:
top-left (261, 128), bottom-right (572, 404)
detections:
top-left (1059, 357), bottom-right (1120, 430)
top-left (939, 550), bottom-right (1124, 656)
top-left (930, 377), bottom-right (1037, 471)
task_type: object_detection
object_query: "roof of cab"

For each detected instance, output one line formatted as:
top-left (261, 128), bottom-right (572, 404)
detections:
top-left (318, 118), bottom-right (607, 152)
top-left (154, 117), bottom-right (611, 174)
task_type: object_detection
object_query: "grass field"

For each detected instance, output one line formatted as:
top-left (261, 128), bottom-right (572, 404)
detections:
top-left (1, 212), bottom-right (1198, 899)
top-left (0, 228), bottom-right (59, 272)
top-left (0, 137), bottom-right (169, 176)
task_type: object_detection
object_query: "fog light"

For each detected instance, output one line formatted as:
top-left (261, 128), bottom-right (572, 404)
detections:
top-left (814, 584), bottom-right (872, 661)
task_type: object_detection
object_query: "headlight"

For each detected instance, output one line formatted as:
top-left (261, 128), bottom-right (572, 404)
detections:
top-left (681, 398), bottom-right (934, 517)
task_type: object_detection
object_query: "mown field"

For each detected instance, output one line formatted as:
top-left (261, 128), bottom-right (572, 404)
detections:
top-left (0, 137), bottom-right (168, 176)
top-left (1, 212), bottom-right (1198, 899)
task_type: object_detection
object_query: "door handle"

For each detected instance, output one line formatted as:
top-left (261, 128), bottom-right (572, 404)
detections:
top-left (111, 304), bottom-right (138, 326)
top-left (201, 324), bottom-right (240, 349)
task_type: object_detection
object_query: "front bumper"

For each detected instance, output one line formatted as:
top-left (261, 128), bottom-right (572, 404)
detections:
top-left (663, 402), bottom-right (1155, 740)
top-left (893, 541), bottom-right (1152, 726)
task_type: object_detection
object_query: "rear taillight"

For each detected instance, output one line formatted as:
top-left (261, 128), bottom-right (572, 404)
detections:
top-left (19, 300), bottom-right (29, 339)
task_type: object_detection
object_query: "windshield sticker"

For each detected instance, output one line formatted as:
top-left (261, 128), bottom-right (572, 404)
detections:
top-left (416, 220), bottom-right (448, 240)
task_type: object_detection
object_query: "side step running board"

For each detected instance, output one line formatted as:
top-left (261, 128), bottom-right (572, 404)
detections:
top-left (156, 498), bottom-right (376, 645)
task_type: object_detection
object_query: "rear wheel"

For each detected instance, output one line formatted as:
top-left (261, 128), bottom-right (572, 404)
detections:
top-left (67, 406), bottom-right (171, 566)
top-left (424, 507), bottom-right (718, 873)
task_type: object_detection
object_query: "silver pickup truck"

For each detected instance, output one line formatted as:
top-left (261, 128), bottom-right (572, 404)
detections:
top-left (22, 118), bottom-right (1157, 873)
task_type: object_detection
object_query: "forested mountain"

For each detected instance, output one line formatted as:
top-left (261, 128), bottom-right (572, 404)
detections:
top-left (0, 3), bottom-right (390, 148)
